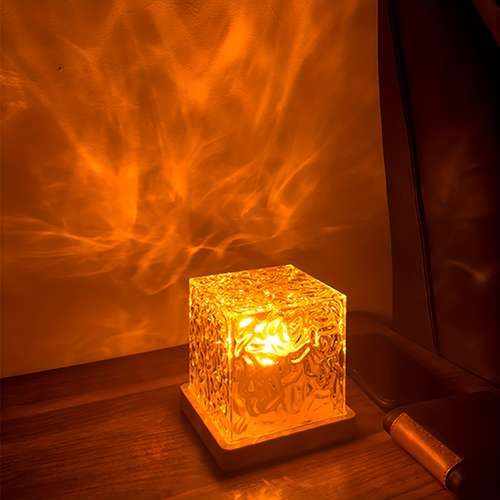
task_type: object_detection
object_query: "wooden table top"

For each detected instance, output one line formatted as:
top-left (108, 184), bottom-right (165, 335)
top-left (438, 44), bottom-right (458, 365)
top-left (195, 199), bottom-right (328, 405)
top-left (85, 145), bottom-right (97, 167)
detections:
top-left (1, 344), bottom-right (453, 499)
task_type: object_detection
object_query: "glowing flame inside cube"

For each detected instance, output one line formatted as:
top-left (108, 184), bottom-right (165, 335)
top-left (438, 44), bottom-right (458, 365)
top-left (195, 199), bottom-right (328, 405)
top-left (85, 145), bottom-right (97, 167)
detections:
top-left (188, 264), bottom-right (346, 445)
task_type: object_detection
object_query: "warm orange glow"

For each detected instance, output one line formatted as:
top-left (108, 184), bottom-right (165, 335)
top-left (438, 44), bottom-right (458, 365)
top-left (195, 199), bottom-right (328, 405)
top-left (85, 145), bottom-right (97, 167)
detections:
top-left (1, 0), bottom-right (389, 376)
top-left (2, 0), bottom-right (342, 291)
top-left (188, 265), bottom-right (346, 445)
top-left (242, 318), bottom-right (308, 366)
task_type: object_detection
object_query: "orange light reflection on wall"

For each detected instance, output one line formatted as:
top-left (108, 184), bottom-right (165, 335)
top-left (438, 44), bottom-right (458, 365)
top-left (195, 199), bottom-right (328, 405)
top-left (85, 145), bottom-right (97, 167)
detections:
top-left (1, 0), bottom-right (389, 376)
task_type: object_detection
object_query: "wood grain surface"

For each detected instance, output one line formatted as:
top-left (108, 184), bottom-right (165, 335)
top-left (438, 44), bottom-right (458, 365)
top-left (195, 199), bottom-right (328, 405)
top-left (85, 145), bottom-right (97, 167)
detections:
top-left (1, 342), bottom-right (453, 499)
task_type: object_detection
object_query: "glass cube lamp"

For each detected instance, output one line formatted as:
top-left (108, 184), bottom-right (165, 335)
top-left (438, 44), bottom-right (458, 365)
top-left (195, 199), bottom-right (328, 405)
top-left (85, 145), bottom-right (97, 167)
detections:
top-left (180, 265), bottom-right (355, 469)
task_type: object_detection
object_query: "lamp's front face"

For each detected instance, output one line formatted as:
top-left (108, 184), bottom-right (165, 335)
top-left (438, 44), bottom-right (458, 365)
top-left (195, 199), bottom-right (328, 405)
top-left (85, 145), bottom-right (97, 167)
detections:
top-left (189, 264), bottom-right (346, 446)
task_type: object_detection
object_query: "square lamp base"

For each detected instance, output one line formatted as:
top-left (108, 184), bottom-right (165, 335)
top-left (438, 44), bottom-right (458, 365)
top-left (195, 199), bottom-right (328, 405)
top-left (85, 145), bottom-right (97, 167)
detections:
top-left (180, 383), bottom-right (356, 471)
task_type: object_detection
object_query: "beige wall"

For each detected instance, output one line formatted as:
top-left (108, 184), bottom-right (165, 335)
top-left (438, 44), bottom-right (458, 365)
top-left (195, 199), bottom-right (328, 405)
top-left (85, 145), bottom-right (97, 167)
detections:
top-left (1, 0), bottom-right (391, 377)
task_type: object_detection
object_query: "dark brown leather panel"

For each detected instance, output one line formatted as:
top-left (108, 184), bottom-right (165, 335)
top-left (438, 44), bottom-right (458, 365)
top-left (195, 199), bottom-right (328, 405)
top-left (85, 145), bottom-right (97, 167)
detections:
top-left (388, 0), bottom-right (499, 384)
top-left (473, 0), bottom-right (500, 45)
top-left (378, 0), bottom-right (436, 351)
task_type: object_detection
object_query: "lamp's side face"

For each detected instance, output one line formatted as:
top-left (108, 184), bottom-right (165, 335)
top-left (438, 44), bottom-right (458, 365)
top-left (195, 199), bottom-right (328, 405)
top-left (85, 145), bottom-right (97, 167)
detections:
top-left (229, 293), bottom-right (347, 444)
top-left (188, 280), bottom-right (231, 440)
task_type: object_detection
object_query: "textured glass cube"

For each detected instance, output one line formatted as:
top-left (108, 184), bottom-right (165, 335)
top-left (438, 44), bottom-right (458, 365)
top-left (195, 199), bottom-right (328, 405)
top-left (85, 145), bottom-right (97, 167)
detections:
top-left (188, 264), bottom-right (346, 446)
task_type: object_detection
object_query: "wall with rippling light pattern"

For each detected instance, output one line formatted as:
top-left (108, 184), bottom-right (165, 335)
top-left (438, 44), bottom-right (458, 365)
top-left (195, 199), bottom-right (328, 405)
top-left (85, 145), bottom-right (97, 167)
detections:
top-left (1, 0), bottom-right (391, 376)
